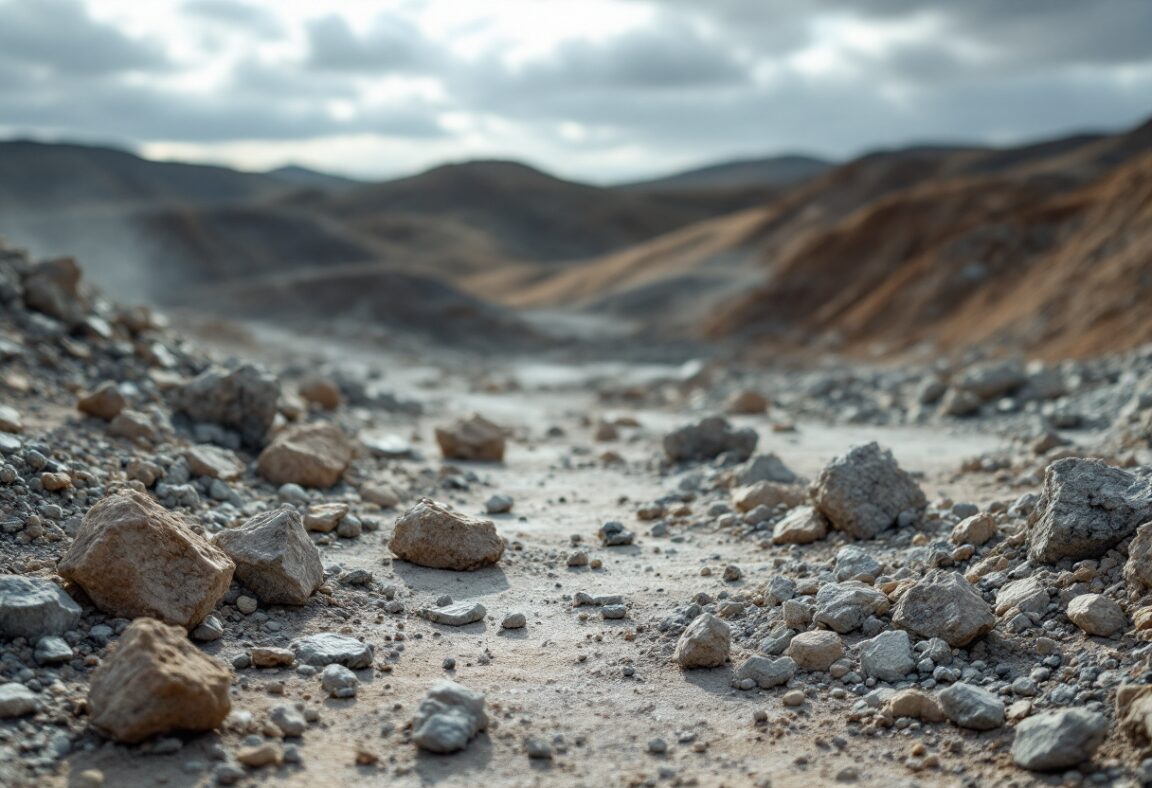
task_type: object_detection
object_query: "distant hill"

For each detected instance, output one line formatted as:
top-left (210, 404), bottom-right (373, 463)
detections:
top-left (267, 164), bottom-right (362, 191)
top-left (622, 154), bottom-right (831, 191)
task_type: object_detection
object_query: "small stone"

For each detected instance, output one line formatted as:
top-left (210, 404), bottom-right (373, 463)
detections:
top-left (236, 596), bottom-right (258, 615)
top-left (269, 705), bottom-right (307, 737)
top-left (602, 604), bottom-right (627, 620)
top-left (184, 445), bottom-right (245, 481)
top-left (937, 683), bottom-right (1004, 731)
top-left (891, 570), bottom-right (994, 647)
top-left (501, 612), bottom-right (526, 630)
top-left (814, 582), bottom-right (889, 634)
top-left (663, 416), bottom-right (757, 463)
top-left (0, 683), bottom-right (40, 718)
top-left (108, 410), bottom-right (157, 443)
top-left (171, 364), bottom-right (279, 449)
top-left (216, 509), bottom-right (324, 605)
top-left (389, 499), bottom-right (505, 570)
top-left (785, 630), bottom-right (844, 672)
top-left (734, 481), bottom-right (806, 513)
top-left (0, 405), bottom-right (21, 434)
top-left (598, 521), bottom-right (635, 546)
top-left (734, 655), bottom-right (796, 689)
top-left (34, 635), bottom-right (73, 665)
top-left (859, 630), bottom-right (915, 682)
top-left (1066, 593), bottom-right (1125, 637)
top-left (320, 664), bottom-right (359, 698)
top-left (782, 690), bottom-right (805, 707)
top-left (1012, 709), bottom-right (1108, 771)
top-left (673, 613), bottom-right (730, 668)
top-left (411, 681), bottom-right (488, 753)
top-left (772, 506), bottom-right (828, 545)
top-left (236, 743), bottom-right (281, 768)
top-left (0, 575), bottom-right (81, 639)
top-left (424, 601), bottom-right (486, 627)
top-left (251, 647), bottom-right (294, 668)
top-left (435, 414), bottom-right (506, 462)
top-left (191, 615), bottom-right (225, 642)
top-left (72, 769), bottom-right (105, 788)
top-left (722, 564), bottom-right (743, 582)
top-left (884, 689), bottom-right (946, 722)
top-left (485, 494), bottom-right (514, 514)
top-left (303, 502), bottom-right (348, 533)
top-left (257, 422), bottom-right (354, 489)
top-left (290, 633), bottom-right (374, 669)
top-left (812, 442), bottom-right (926, 539)
top-left (524, 737), bottom-right (552, 759)
top-left (727, 389), bottom-right (769, 414)
top-left (77, 382), bottom-right (127, 421)
top-left (951, 513), bottom-right (997, 546)
top-left (360, 483), bottom-right (401, 508)
top-left (298, 377), bottom-right (342, 410)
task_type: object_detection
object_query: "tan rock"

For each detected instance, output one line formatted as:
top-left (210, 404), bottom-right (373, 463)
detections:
top-left (303, 503), bottom-right (348, 533)
top-left (77, 382), bottom-right (126, 421)
top-left (1119, 684), bottom-right (1152, 745)
top-left (40, 472), bottom-right (71, 491)
top-left (734, 481), bottom-right (806, 513)
top-left (0, 405), bottom-right (22, 434)
top-left (184, 445), bottom-right (244, 481)
top-left (107, 410), bottom-right (157, 443)
top-left (214, 509), bottom-right (323, 605)
top-left (1066, 593), bottom-right (1125, 637)
top-left (250, 647), bottom-right (295, 668)
top-left (59, 491), bottom-right (234, 629)
top-left (885, 689), bottom-right (946, 722)
top-left (726, 389), bottom-right (769, 415)
top-left (88, 618), bottom-right (231, 743)
top-left (361, 483), bottom-right (401, 508)
top-left (951, 513), bottom-right (998, 546)
top-left (257, 422), bottom-right (353, 488)
top-left (435, 414), bottom-right (506, 462)
top-left (23, 257), bottom-right (88, 324)
top-left (785, 630), bottom-right (844, 671)
top-left (772, 506), bottom-right (829, 545)
top-left (673, 613), bottom-right (730, 668)
top-left (237, 743), bottom-right (282, 768)
top-left (298, 377), bottom-right (342, 410)
top-left (389, 499), bottom-right (504, 570)
top-left (1125, 522), bottom-right (1152, 596)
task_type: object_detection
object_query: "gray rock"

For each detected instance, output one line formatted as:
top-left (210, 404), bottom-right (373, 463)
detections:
top-left (0, 575), bottom-right (81, 639)
top-left (411, 681), bottom-right (488, 753)
top-left (994, 577), bottom-right (1048, 616)
top-left (1027, 458), bottom-right (1152, 563)
top-left (955, 359), bottom-right (1026, 400)
top-left (1011, 708), bottom-right (1108, 771)
top-left (663, 417), bottom-right (758, 463)
top-left (937, 683), bottom-right (1004, 730)
top-left (892, 570), bottom-right (994, 647)
top-left (0, 683), bottom-right (39, 718)
top-left (739, 453), bottom-right (798, 486)
top-left (813, 582), bottom-right (890, 634)
top-left (859, 630), bottom-right (914, 682)
top-left (598, 521), bottom-right (635, 547)
top-left (813, 442), bottom-right (926, 539)
top-left (320, 664), bottom-right (358, 698)
top-left (191, 615), bottom-right (224, 642)
top-left (269, 705), bottom-right (306, 737)
top-left (673, 613), bottom-right (730, 668)
top-left (34, 636), bottom-right (73, 665)
top-left (500, 612), bottom-right (526, 630)
top-left (215, 509), bottom-right (324, 605)
top-left (734, 656), bottom-right (796, 689)
top-left (171, 364), bottom-right (280, 449)
top-left (484, 495), bottom-right (514, 515)
top-left (423, 601), bottom-right (486, 627)
top-left (290, 634), bottom-right (373, 669)
top-left (834, 545), bottom-right (882, 581)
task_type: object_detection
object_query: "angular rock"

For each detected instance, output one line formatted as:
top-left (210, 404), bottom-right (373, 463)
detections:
top-left (673, 613), bottom-right (730, 668)
top-left (1027, 458), bottom-right (1152, 564)
top-left (663, 416), bottom-right (757, 463)
top-left (885, 689), bottom-right (946, 722)
top-left (22, 257), bottom-right (87, 324)
top-left (107, 410), bottom-right (157, 443)
top-left (1012, 709), bottom-right (1108, 771)
top-left (423, 601), bottom-right (486, 627)
top-left (214, 509), bottom-right (323, 606)
top-left (0, 575), bottom-right (81, 639)
top-left (785, 630), bottom-right (844, 671)
top-left (485, 494), bottom-right (514, 514)
top-left (859, 630), bottom-right (915, 682)
top-left (892, 570), bottom-right (994, 647)
top-left (88, 618), bottom-right (231, 743)
top-left (360, 483), bottom-right (401, 508)
top-left (598, 521), bottom-right (635, 546)
top-left (184, 445), bottom-right (244, 481)
top-left (738, 453), bottom-right (799, 486)
top-left (411, 681), bottom-right (488, 753)
top-left (951, 513), bottom-right (997, 546)
top-left (303, 502), bottom-right (348, 533)
top-left (77, 382), bottom-right (126, 422)
top-left (812, 442), bottom-right (926, 539)
top-left (257, 422), bottom-right (354, 489)
top-left (1125, 521), bottom-right (1152, 595)
top-left (35, 635), bottom-right (73, 665)
top-left (389, 499), bottom-right (504, 571)
top-left (1066, 593), bottom-right (1125, 637)
top-left (734, 655), bottom-right (795, 689)
top-left (937, 683), bottom-right (1004, 730)
top-left (172, 364), bottom-right (280, 449)
top-left (320, 664), bottom-right (358, 698)
top-left (995, 577), bottom-right (1049, 616)
top-left (733, 481), bottom-right (806, 513)
top-left (0, 683), bottom-right (40, 718)
top-left (290, 633), bottom-right (373, 669)
top-left (813, 582), bottom-right (890, 634)
top-left (772, 506), bottom-right (828, 545)
top-left (58, 491), bottom-right (234, 629)
top-left (834, 545), bottom-right (882, 581)
top-left (435, 414), bottom-right (506, 462)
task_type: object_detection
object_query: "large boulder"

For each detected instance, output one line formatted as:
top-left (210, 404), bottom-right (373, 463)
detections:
top-left (1027, 458), bottom-right (1152, 564)
top-left (812, 442), bottom-right (926, 539)
top-left (58, 491), bottom-right (234, 629)
top-left (891, 570), bottom-right (994, 647)
top-left (1011, 709), bottom-right (1108, 771)
top-left (88, 618), bottom-right (231, 743)
top-left (663, 416), bottom-right (757, 463)
top-left (389, 499), bottom-right (505, 571)
top-left (673, 613), bottom-right (730, 668)
top-left (257, 422), bottom-right (354, 489)
top-left (0, 575), bottom-right (81, 639)
top-left (172, 364), bottom-right (280, 449)
top-left (435, 414), bottom-right (506, 462)
top-left (411, 681), bottom-right (488, 753)
top-left (214, 509), bottom-right (323, 605)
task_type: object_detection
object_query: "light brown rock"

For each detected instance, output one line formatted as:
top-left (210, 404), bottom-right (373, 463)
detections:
top-left (726, 389), bottom-right (769, 415)
top-left (772, 506), bottom-right (829, 545)
top-left (886, 689), bottom-right (946, 722)
top-left (107, 410), bottom-right (157, 443)
top-left (298, 377), bottom-right (342, 410)
top-left (435, 414), bottom-right (506, 462)
top-left (183, 445), bottom-right (244, 481)
top-left (1125, 521), bottom-right (1152, 595)
top-left (77, 382), bottom-right (126, 421)
top-left (0, 405), bottom-right (21, 434)
top-left (87, 618), bottom-right (231, 743)
top-left (214, 509), bottom-right (323, 605)
top-left (951, 513), bottom-right (998, 546)
top-left (361, 483), bottom-right (401, 508)
top-left (785, 630), bottom-right (844, 671)
top-left (303, 503), bottom-right (348, 533)
top-left (257, 422), bottom-right (353, 488)
top-left (389, 499), bottom-right (505, 570)
top-left (734, 481), bottom-right (806, 513)
top-left (59, 491), bottom-right (234, 629)
top-left (1066, 593), bottom-right (1125, 637)
top-left (673, 613), bottom-right (730, 668)
top-left (23, 257), bottom-right (88, 324)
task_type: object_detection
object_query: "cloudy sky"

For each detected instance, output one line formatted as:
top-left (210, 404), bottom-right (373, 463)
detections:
top-left (1, 0), bottom-right (1150, 182)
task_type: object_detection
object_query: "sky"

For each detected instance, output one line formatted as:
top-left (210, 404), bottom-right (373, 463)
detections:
top-left (1, 0), bottom-right (1150, 183)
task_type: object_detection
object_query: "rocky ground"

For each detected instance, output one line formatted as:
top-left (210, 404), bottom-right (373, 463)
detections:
top-left (3, 241), bottom-right (1152, 787)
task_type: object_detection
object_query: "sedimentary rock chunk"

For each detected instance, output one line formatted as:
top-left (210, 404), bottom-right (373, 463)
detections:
top-left (1027, 458), bottom-right (1152, 564)
top-left (954, 359), bottom-right (1027, 400)
top-left (435, 414), bottom-right (506, 462)
top-left (733, 481), bottom-right (806, 513)
top-left (938, 683), bottom-right (1004, 730)
top-left (812, 442), bottom-right (926, 539)
top-left (58, 491), bottom-right (234, 629)
top-left (411, 681), bottom-right (488, 753)
top-left (290, 633), bottom-right (374, 669)
top-left (772, 506), bottom-right (828, 545)
top-left (422, 601), bottom-right (486, 626)
top-left (891, 570), bottom-right (994, 647)
top-left (1066, 593), bottom-right (1125, 637)
top-left (298, 377), bottom-right (342, 410)
top-left (257, 422), bottom-right (353, 489)
top-left (0, 683), bottom-right (41, 718)
top-left (734, 656), bottom-right (795, 688)
top-left (859, 630), bottom-right (915, 682)
top-left (88, 618), bottom-right (231, 743)
top-left (785, 631), bottom-right (844, 671)
top-left (1125, 522), bottom-right (1152, 595)
top-left (0, 575), bottom-right (81, 639)
top-left (663, 416), bottom-right (757, 463)
top-left (673, 613), bottom-right (730, 668)
top-left (885, 689), bottom-right (946, 722)
top-left (214, 509), bottom-right (323, 605)
top-left (738, 453), bottom-right (799, 486)
top-left (995, 577), bottom-right (1048, 616)
top-left (389, 499), bottom-right (504, 570)
top-left (76, 382), bottom-right (126, 421)
top-left (184, 444), bottom-right (244, 481)
top-left (813, 582), bottom-right (890, 633)
top-left (951, 513), bottom-right (997, 546)
top-left (172, 364), bottom-right (280, 448)
top-left (1011, 709), bottom-right (1108, 771)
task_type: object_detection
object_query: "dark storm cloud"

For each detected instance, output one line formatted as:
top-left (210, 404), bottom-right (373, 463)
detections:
top-left (305, 14), bottom-right (437, 72)
top-left (181, 0), bottom-right (284, 39)
top-left (0, 0), bottom-right (167, 76)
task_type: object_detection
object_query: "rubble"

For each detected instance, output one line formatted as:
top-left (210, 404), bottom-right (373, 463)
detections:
top-left (812, 442), bottom-right (926, 539)
top-left (389, 499), bottom-right (505, 570)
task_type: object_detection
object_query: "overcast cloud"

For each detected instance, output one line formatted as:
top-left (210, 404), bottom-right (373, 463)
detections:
top-left (0, 0), bottom-right (1149, 181)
